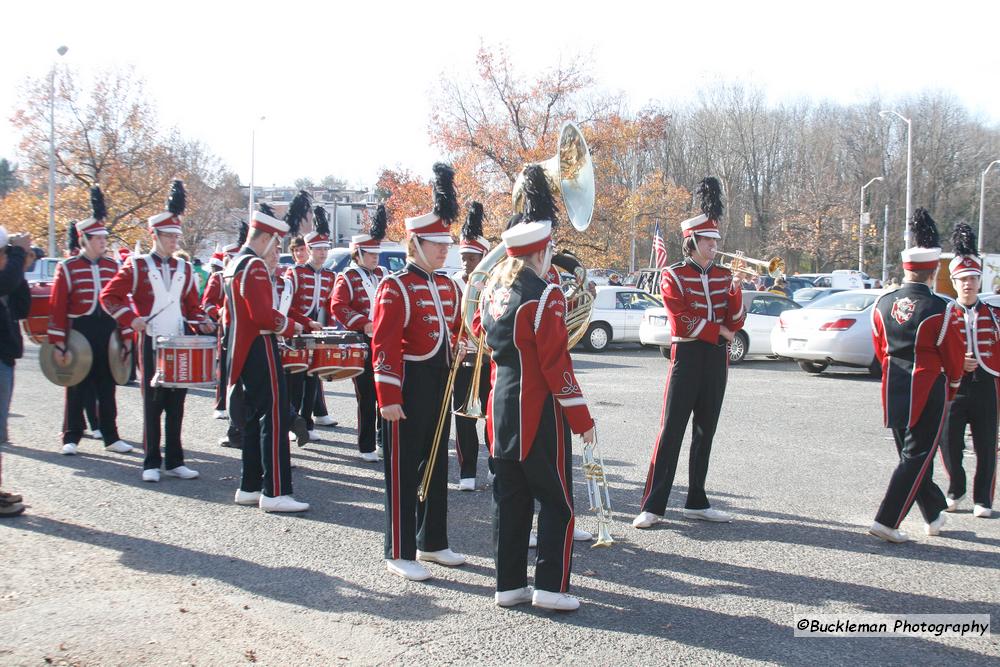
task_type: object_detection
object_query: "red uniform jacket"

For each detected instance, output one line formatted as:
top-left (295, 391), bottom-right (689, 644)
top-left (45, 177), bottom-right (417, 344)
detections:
top-left (871, 283), bottom-right (965, 428)
top-left (47, 254), bottom-right (121, 348)
top-left (371, 263), bottom-right (461, 407)
top-left (482, 271), bottom-right (594, 460)
top-left (223, 250), bottom-right (297, 386)
top-left (660, 258), bottom-right (745, 344)
top-left (201, 271), bottom-right (225, 322)
top-left (330, 264), bottom-right (386, 331)
top-left (100, 253), bottom-right (206, 336)
top-left (285, 263), bottom-right (335, 321)
top-left (955, 300), bottom-right (1000, 378)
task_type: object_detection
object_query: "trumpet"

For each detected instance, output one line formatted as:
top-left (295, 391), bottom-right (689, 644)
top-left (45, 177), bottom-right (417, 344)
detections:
top-left (582, 432), bottom-right (614, 548)
top-left (714, 251), bottom-right (785, 279)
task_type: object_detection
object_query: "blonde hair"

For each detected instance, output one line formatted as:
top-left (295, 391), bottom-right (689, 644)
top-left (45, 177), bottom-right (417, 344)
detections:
top-left (481, 256), bottom-right (525, 310)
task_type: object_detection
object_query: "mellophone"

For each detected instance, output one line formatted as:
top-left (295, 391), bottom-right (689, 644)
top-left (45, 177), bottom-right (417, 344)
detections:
top-left (281, 329), bottom-right (367, 381)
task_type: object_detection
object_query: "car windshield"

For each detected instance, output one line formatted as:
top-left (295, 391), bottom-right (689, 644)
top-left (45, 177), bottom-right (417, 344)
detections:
top-left (806, 292), bottom-right (876, 312)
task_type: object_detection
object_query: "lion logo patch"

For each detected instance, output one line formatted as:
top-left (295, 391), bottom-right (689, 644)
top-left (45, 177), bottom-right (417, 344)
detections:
top-left (890, 297), bottom-right (916, 325)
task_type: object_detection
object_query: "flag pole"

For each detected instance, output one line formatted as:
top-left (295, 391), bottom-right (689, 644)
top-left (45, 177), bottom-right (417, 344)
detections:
top-left (648, 220), bottom-right (657, 268)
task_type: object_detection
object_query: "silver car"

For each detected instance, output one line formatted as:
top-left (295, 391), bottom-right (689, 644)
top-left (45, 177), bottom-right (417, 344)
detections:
top-left (581, 286), bottom-right (662, 352)
top-left (770, 289), bottom-right (883, 375)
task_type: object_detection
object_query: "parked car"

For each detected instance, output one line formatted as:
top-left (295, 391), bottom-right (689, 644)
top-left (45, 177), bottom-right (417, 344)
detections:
top-left (639, 290), bottom-right (800, 362)
top-left (324, 243), bottom-right (409, 275)
top-left (579, 286), bottom-right (662, 351)
top-left (770, 289), bottom-right (883, 375)
top-left (792, 287), bottom-right (846, 305)
top-left (23, 256), bottom-right (60, 283)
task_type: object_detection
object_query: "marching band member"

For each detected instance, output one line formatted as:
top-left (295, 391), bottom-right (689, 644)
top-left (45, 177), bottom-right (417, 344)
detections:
top-left (330, 204), bottom-right (388, 462)
top-left (101, 180), bottom-right (214, 482)
top-left (481, 166), bottom-right (594, 611)
top-left (225, 206), bottom-right (309, 512)
top-left (634, 178), bottom-right (745, 529)
top-left (284, 205), bottom-right (331, 442)
top-left (51, 187), bottom-right (132, 456)
top-left (452, 202), bottom-right (493, 490)
top-left (203, 238), bottom-right (237, 420)
top-left (941, 224), bottom-right (997, 518)
top-left (868, 209), bottom-right (965, 542)
top-left (309, 208), bottom-right (337, 429)
top-left (372, 163), bottom-right (466, 581)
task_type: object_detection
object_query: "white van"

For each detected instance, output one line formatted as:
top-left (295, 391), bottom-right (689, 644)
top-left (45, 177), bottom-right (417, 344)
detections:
top-left (829, 270), bottom-right (865, 289)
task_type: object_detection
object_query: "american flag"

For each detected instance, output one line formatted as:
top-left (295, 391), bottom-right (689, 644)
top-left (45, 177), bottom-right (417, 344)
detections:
top-left (651, 221), bottom-right (668, 269)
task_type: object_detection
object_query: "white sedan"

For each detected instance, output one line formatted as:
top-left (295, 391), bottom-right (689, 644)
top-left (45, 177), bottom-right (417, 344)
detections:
top-left (770, 289), bottom-right (883, 375)
top-left (580, 287), bottom-right (662, 351)
top-left (639, 291), bottom-right (800, 362)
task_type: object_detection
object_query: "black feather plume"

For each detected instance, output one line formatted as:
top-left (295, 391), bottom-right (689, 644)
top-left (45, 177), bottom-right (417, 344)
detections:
top-left (314, 205), bottom-right (331, 236)
top-left (521, 164), bottom-right (559, 227)
top-left (505, 212), bottom-right (524, 231)
top-left (90, 186), bottom-right (107, 222)
top-left (237, 220), bottom-right (249, 246)
top-left (67, 219), bottom-right (80, 252)
top-left (259, 202), bottom-right (276, 219)
top-left (951, 222), bottom-right (978, 257)
top-left (166, 180), bottom-right (186, 216)
top-left (370, 204), bottom-right (387, 241)
top-left (285, 190), bottom-right (313, 236)
top-left (431, 162), bottom-right (459, 222)
top-left (697, 177), bottom-right (724, 220)
top-left (910, 208), bottom-right (941, 249)
top-left (462, 201), bottom-right (485, 241)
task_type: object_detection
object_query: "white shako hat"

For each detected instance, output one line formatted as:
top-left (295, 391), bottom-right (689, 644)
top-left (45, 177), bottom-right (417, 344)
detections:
top-left (680, 177), bottom-right (724, 239)
top-left (901, 208), bottom-right (941, 271)
top-left (405, 163), bottom-right (458, 245)
top-left (148, 180), bottom-right (185, 235)
top-left (948, 222), bottom-right (982, 279)
top-left (501, 221), bottom-right (551, 257)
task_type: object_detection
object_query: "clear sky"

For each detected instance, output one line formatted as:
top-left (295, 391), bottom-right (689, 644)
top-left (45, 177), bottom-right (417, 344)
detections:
top-left (2, 0), bottom-right (998, 189)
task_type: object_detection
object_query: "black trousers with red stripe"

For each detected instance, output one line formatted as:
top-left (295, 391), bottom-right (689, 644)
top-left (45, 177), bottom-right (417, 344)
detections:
top-left (382, 362), bottom-right (450, 560)
top-left (493, 396), bottom-right (574, 593)
top-left (875, 378), bottom-right (948, 527)
top-left (942, 371), bottom-right (997, 508)
top-left (287, 370), bottom-right (320, 430)
top-left (453, 361), bottom-right (493, 479)
top-left (62, 311), bottom-right (120, 446)
top-left (214, 329), bottom-right (227, 411)
top-left (139, 334), bottom-right (187, 471)
top-left (352, 336), bottom-right (378, 453)
top-left (237, 336), bottom-right (293, 497)
top-left (641, 340), bottom-right (728, 515)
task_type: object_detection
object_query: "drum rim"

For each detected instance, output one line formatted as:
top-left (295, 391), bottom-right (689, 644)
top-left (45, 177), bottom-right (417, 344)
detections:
top-left (155, 335), bottom-right (217, 348)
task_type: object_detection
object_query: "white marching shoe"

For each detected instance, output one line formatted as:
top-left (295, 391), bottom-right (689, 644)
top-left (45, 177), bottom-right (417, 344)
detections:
top-left (925, 513), bottom-right (947, 536)
top-left (458, 478), bottom-right (476, 492)
top-left (386, 559), bottom-right (432, 581)
top-left (417, 548), bottom-right (466, 567)
top-left (61, 443), bottom-right (77, 456)
top-left (359, 451), bottom-right (379, 462)
top-left (314, 415), bottom-right (338, 427)
top-left (532, 589), bottom-right (580, 611)
top-left (944, 494), bottom-right (965, 512)
top-left (90, 429), bottom-right (103, 441)
top-left (212, 410), bottom-right (227, 420)
top-left (973, 504), bottom-right (992, 518)
top-left (868, 521), bottom-right (908, 543)
top-left (234, 490), bottom-right (261, 506)
top-left (164, 465), bottom-right (199, 480)
top-left (259, 495), bottom-right (309, 513)
top-left (376, 445), bottom-right (384, 460)
top-left (573, 527), bottom-right (593, 542)
top-left (632, 511), bottom-right (661, 529)
top-left (141, 468), bottom-right (161, 483)
top-left (529, 531), bottom-right (537, 548)
top-left (105, 440), bottom-right (133, 454)
top-left (495, 586), bottom-right (534, 607)
top-left (308, 430), bottom-right (321, 441)
top-left (683, 508), bottom-right (733, 523)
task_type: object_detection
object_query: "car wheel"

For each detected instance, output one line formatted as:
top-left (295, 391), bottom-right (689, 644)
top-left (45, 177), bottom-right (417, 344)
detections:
top-left (798, 360), bottom-right (829, 374)
top-left (867, 358), bottom-right (882, 378)
top-left (583, 322), bottom-right (611, 352)
top-left (659, 345), bottom-right (671, 358)
top-left (728, 332), bottom-right (748, 363)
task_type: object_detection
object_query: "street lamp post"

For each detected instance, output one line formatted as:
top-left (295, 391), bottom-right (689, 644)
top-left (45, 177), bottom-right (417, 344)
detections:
top-left (979, 160), bottom-right (1000, 253)
top-left (248, 115), bottom-right (266, 225)
top-left (47, 45), bottom-right (68, 257)
top-left (859, 176), bottom-right (884, 273)
top-left (879, 110), bottom-right (912, 248)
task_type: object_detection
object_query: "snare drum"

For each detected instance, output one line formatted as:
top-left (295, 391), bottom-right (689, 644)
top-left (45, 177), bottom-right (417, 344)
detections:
top-left (281, 345), bottom-right (309, 374)
top-left (151, 335), bottom-right (217, 388)
top-left (289, 329), bottom-right (367, 382)
top-left (21, 282), bottom-right (52, 344)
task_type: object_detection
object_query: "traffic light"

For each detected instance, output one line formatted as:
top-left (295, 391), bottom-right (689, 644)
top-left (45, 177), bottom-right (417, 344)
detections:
top-left (744, 213), bottom-right (752, 228)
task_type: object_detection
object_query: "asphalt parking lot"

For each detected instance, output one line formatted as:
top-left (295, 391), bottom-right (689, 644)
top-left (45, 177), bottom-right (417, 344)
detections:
top-left (1, 343), bottom-right (997, 665)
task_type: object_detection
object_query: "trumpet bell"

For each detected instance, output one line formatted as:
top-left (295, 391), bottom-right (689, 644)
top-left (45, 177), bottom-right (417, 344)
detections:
top-left (512, 121), bottom-right (594, 232)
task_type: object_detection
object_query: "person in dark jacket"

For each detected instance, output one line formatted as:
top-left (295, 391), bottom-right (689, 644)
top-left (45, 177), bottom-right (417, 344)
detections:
top-left (0, 226), bottom-right (35, 517)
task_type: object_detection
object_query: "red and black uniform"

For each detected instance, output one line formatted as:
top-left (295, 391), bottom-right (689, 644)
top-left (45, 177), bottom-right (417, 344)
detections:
top-left (372, 263), bottom-right (461, 560)
top-left (224, 249), bottom-right (298, 497)
top-left (451, 270), bottom-right (493, 480)
top-left (871, 282), bottom-right (965, 528)
top-left (100, 253), bottom-right (207, 472)
top-left (483, 271), bottom-right (593, 594)
top-left (941, 299), bottom-right (999, 510)
top-left (330, 262), bottom-right (386, 453)
top-left (284, 263), bottom-right (334, 429)
top-left (48, 254), bottom-right (123, 447)
top-left (201, 269), bottom-right (227, 411)
top-left (640, 257), bottom-right (745, 515)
